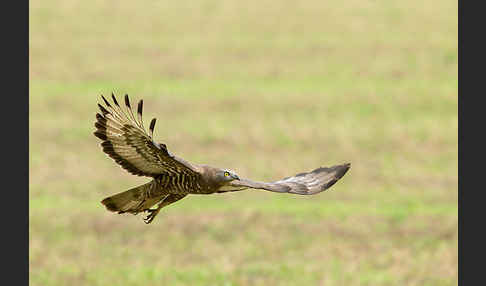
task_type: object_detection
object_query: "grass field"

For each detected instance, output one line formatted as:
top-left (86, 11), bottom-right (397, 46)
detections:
top-left (29, 0), bottom-right (457, 285)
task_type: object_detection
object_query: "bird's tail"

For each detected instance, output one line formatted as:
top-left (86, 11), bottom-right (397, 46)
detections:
top-left (101, 180), bottom-right (160, 214)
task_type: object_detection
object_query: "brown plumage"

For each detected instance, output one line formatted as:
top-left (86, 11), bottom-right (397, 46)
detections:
top-left (94, 94), bottom-right (351, 224)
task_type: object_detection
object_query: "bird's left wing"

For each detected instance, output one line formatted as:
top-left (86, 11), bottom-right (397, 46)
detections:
top-left (93, 94), bottom-right (200, 178)
top-left (226, 163), bottom-right (350, 195)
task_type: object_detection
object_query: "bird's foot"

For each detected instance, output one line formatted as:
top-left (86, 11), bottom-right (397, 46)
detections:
top-left (143, 208), bottom-right (160, 224)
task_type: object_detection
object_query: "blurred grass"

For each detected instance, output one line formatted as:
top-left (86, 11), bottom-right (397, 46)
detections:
top-left (29, 0), bottom-right (457, 285)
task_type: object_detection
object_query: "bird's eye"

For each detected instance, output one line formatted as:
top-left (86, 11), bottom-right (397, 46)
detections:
top-left (224, 172), bottom-right (230, 177)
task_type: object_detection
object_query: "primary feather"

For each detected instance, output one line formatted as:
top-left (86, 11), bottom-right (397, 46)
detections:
top-left (94, 94), bottom-right (200, 178)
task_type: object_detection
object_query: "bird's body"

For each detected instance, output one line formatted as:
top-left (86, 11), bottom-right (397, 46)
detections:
top-left (94, 94), bottom-right (350, 223)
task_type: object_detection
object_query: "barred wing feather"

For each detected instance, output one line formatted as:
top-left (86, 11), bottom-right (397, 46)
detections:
top-left (93, 94), bottom-right (200, 178)
top-left (228, 163), bottom-right (350, 195)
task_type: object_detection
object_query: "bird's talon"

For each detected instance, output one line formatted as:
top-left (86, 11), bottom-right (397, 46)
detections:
top-left (143, 210), bottom-right (158, 224)
top-left (143, 216), bottom-right (152, 224)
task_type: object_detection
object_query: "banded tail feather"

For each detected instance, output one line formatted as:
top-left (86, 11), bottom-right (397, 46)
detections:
top-left (101, 181), bottom-right (160, 214)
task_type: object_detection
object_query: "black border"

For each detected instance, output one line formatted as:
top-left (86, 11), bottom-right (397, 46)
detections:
top-left (459, 0), bottom-right (481, 284)
top-left (4, 0), bottom-right (29, 284)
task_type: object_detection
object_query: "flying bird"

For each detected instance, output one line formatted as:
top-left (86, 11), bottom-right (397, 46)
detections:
top-left (94, 94), bottom-right (350, 224)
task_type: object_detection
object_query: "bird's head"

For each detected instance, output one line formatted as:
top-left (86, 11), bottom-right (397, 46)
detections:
top-left (201, 165), bottom-right (241, 189)
top-left (217, 169), bottom-right (240, 182)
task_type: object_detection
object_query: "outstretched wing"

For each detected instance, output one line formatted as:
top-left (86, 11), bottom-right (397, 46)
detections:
top-left (93, 94), bottom-right (200, 178)
top-left (226, 163), bottom-right (350, 195)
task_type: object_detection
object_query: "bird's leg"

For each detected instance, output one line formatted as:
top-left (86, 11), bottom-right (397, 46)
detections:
top-left (143, 194), bottom-right (187, 224)
top-left (143, 196), bottom-right (168, 224)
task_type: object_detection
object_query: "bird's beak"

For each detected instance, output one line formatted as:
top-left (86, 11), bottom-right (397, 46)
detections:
top-left (232, 174), bottom-right (240, 180)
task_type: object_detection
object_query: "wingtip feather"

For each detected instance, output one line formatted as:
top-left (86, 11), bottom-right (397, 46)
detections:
top-left (111, 92), bottom-right (120, 106)
top-left (137, 100), bottom-right (143, 116)
top-left (93, 131), bottom-right (107, 140)
top-left (149, 118), bottom-right (156, 136)
top-left (335, 163), bottom-right (351, 179)
top-left (98, 103), bottom-right (109, 115)
top-left (101, 95), bottom-right (111, 108)
top-left (124, 94), bottom-right (131, 108)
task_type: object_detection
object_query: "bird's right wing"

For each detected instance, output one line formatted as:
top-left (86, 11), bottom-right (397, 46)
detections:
top-left (94, 94), bottom-right (201, 178)
top-left (227, 163), bottom-right (350, 195)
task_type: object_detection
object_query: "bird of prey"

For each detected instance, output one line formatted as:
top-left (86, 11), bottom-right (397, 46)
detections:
top-left (94, 94), bottom-right (350, 224)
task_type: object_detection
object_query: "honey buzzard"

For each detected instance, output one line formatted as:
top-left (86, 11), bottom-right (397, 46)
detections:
top-left (94, 94), bottom-right (350, 223)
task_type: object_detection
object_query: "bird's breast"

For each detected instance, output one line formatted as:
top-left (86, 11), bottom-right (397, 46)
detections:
top-left (155, 173), bottom-right (214, 194)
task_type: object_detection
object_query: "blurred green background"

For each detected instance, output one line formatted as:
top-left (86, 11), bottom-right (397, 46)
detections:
top-left (29, 0), bottom-right (457, 285)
